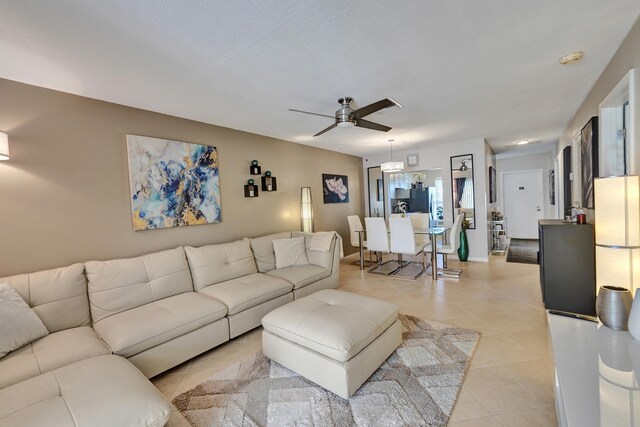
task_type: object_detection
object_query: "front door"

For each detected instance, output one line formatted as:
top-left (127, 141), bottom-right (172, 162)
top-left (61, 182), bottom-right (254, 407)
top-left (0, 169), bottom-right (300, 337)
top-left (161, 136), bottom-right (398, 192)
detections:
top-left (502, 170), bottom-right (544, 239)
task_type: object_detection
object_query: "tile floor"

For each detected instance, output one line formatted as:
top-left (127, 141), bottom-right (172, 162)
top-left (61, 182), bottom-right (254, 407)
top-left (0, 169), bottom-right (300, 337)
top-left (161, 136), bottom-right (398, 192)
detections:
top-left (152, 253), bottom-right (557, 426)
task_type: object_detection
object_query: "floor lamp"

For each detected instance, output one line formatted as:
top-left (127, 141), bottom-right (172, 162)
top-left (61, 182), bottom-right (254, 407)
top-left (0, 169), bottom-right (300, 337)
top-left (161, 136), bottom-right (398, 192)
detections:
top-left (595, 176), bottom-right (640, 295)
top-left (300, 187), bottom-right (314, 233)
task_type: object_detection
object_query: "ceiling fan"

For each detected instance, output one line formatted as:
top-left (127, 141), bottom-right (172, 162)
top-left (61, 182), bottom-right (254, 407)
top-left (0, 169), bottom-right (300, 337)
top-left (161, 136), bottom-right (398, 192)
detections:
top-left (289, 97), bottom-right (401, 137)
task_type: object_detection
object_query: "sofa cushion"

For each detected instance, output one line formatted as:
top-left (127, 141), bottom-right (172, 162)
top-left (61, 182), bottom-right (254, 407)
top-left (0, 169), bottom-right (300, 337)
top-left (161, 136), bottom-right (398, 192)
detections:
top-left (292, 231), bottom-right (336, 271)
top-left (0, 326), bottom-right (110, 390)
top-left (0, 283), bottom-right (49, 358)
top-left (198, 273), bottom-right (292, 316)
top-left (0, 263), bottom-right (90, 333)
top-left (262, 289), bottom-right (399, 363)
top-left (86, 247), bottom-right (194, 324)
top-left (0, 355), bottom-right (171, 427)
top-left (185, 238), bottom-right (257, 291)
top-left (249, 232), bottom-right (292, 272)
top-left (265, 264), bottom-right (331, 289)
top-left (273, 237), bottom-right (309, 269)
top-left (93, 292), bottom-right (227, 358)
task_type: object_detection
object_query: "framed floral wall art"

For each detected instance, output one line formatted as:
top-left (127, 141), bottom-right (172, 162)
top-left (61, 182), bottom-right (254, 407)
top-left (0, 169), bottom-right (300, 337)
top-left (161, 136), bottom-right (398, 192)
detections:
top-left (322, 174), bottom-right (349, 203)
top-left (126, 134), bottom-right (222, 231)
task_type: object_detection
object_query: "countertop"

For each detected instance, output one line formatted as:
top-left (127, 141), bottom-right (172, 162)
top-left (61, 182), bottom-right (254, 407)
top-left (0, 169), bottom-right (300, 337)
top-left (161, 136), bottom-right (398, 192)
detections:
top-left (548, 313), bottom-right (640, 426)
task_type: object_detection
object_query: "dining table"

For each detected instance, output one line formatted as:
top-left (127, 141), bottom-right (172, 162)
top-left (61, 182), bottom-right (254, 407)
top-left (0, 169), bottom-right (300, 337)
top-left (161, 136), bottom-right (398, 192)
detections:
top-left (356, 225), bottom-right (451, 279)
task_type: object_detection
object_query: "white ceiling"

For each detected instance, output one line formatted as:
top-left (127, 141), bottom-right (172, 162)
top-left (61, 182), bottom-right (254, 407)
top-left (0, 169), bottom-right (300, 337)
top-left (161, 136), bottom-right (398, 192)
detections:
top-left (1, 1), bottom-right (639, 156)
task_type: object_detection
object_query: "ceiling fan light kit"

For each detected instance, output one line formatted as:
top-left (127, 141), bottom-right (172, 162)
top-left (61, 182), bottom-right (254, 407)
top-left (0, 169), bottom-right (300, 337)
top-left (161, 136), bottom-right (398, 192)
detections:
top-left (289, 97), bottom-right (401, 137)
top-left (337, 121), bottom-right (355, 129)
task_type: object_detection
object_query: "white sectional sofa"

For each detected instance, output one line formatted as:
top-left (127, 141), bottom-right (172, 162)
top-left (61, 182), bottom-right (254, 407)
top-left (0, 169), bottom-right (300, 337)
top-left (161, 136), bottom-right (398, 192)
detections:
top-left (0, 231), bottom-right (340, 426)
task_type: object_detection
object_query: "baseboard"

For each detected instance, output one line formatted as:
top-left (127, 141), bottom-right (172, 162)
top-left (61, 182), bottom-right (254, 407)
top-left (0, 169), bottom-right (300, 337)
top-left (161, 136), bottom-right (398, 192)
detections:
top-left (466, 256), bottom-right (489, 262)
top-left (347, 252), bottom-right (488, 263)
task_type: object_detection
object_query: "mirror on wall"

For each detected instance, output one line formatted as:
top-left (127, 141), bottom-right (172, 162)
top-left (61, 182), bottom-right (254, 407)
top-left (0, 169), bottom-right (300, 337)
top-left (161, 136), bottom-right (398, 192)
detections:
top-left (383, 169), bottom-right (444, 225)
top-left (450, 154), bottom-right (475, 229)
top-left (367, 166), bottom-right (384, 217)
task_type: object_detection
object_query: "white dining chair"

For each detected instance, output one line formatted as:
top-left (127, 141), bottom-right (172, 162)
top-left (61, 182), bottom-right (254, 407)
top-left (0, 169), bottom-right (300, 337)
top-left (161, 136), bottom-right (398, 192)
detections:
top-left (347, 215), bottom-right (374, 266)
top-left (409, 213), bottom-right (430, 246)
top-left (365, 217), bottom-right (399, 275)
top-left (426, 213), bottom-right (464, 278)
top-left (408, 213), bottom-right (429, 228)
top-left (389, 217), bottom-right (426, 279)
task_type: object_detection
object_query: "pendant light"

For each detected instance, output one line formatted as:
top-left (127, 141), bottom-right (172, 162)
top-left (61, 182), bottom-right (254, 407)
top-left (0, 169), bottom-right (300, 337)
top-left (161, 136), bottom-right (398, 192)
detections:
top-left (380, 139), bottom-right (404, 173)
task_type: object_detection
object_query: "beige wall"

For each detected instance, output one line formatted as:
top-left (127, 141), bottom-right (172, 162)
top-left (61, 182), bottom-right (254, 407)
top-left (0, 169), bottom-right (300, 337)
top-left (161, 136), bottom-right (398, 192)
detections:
top-left (0, 79), bottom-right (363, 276)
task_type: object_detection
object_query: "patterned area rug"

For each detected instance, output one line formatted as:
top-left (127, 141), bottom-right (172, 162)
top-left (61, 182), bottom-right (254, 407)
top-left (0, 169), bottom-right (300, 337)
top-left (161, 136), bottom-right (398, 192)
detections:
top-left (506, 238), bottom-right (539, 265)
top-left (172, 315), bottom-right (480, 426)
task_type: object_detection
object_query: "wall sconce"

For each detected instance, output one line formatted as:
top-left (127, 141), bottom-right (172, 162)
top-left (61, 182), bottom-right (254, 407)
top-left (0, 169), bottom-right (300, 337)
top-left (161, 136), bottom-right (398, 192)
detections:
top-left (595, 176), bottom-right (640, 295)
top-left (300, 187), bottom-right (314, 233)
top-left (0, 132), bottom-right (9, 160)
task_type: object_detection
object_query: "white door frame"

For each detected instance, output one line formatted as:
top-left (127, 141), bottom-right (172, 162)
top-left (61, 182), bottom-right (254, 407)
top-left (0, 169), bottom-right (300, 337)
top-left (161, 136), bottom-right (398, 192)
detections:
top-left (500, 168), bottom-right (545, 235)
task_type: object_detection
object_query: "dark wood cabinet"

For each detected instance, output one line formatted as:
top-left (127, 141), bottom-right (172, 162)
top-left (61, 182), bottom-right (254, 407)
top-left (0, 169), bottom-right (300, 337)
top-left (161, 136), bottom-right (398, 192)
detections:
top-left (538, 220), bottom-right (596, 316)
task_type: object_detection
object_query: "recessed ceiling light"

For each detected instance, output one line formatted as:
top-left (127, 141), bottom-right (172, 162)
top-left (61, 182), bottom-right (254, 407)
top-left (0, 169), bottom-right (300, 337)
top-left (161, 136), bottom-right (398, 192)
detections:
top-left (515, 140), bottom-right (530, 145)
top-left (560, 51), bottom-right (583, 65)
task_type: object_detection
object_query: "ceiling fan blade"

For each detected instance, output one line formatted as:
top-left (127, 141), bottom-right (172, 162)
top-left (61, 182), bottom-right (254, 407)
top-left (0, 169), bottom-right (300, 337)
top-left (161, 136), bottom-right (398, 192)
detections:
top-left (354, 119), bottom-right (391, 132)
top-left (288, 109), bottom-right (334, 119)
top-left (351, 98), bottom-right (401, 119)
top-left (313, 123), bottom-right (338, 137)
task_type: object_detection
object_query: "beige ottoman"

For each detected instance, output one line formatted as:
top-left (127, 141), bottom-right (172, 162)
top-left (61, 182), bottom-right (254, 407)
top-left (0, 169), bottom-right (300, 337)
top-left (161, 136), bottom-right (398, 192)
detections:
top-left (261, 289), bottom-right (402, 399)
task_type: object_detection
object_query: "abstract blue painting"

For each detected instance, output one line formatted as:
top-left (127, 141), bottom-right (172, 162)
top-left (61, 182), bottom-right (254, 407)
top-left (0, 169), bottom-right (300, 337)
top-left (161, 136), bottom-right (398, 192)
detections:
top-left (126, 135), bottom-right (221, 231)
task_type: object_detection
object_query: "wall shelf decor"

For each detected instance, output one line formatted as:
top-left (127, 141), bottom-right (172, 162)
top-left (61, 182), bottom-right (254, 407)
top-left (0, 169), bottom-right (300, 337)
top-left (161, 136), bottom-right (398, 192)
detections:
top-left (261, 175), bottom-right (277, 191)
top-left (250, 160), bottom-right (261, 175)
top-left (244, 179), bottom-right (259, 197)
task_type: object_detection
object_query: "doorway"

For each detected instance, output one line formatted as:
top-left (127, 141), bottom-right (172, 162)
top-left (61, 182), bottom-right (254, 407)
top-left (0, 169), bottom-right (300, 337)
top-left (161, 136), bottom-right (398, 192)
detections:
top-left (501, 169), bottom-right (544, 239)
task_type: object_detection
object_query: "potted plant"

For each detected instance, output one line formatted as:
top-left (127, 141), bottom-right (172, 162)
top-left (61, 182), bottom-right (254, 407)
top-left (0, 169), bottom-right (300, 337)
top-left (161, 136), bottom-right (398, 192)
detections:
top-left (394, 201), bottom-right (408, 217)
top-left (458, 218), bottom-right (470, 262)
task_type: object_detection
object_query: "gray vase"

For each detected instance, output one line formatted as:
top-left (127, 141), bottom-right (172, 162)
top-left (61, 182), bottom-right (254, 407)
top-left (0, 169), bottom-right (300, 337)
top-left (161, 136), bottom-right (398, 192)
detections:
top-left (596, 286), bottom-right (632, 331)
top-left (596, 286), bottom-right (633, 331)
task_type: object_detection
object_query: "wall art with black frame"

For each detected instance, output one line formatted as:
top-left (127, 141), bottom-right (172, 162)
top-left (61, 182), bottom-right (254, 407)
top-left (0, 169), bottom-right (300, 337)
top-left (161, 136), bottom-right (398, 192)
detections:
top-left (322, 173), bottom-right (349, 203)
top-left (489, 166), bottom-right (497, 203)
top-left (580, 116), bottom-right (599, 209)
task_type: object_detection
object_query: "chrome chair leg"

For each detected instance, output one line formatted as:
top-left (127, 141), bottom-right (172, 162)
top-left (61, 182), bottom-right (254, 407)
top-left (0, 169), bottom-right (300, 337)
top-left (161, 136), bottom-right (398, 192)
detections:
top-left (351, 248), bottom-right (373, 266)
top-left (368, 251), bottom-right (400, 275)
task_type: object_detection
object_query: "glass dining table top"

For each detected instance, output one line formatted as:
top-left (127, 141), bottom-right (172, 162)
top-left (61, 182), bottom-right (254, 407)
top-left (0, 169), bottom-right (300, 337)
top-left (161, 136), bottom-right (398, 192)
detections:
top-left (356, 226), bottom-right (450, 235)
top-left (412, 226), bottom-right (450, 235)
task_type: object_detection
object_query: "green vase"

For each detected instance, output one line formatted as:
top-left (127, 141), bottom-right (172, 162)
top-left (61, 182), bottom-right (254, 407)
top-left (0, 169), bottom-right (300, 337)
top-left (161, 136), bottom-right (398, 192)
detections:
top-left (458, 229), bottom-right (469, 262)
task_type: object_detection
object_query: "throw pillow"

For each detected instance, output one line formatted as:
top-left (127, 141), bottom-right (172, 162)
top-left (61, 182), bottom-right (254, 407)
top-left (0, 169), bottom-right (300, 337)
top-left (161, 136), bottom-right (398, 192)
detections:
top-left (0, 282), bottom-right (49, 358)
top-left (273, 237), bottom-right (310, 269)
